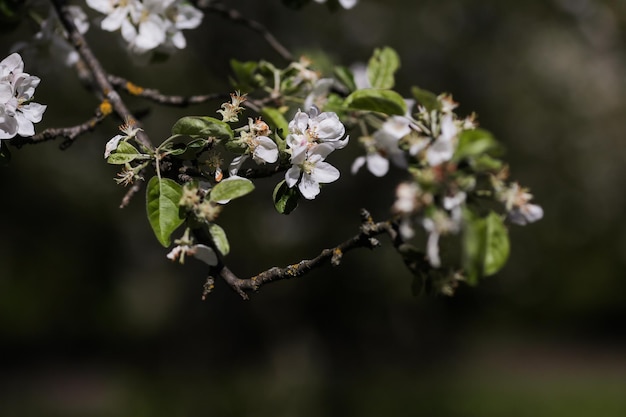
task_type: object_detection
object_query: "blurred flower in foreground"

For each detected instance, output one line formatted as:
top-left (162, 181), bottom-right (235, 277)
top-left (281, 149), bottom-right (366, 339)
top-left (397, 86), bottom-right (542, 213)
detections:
top-left (87, 0), bottom-right (203, 54)
top-left (0, 53), bottom-right (46, 139)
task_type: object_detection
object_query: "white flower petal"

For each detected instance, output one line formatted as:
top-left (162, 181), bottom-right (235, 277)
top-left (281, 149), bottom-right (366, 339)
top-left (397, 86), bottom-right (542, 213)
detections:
top-left (285, 166), bottom-right (301, 188)
top-left (104, 134), bottom-right (123, 158)
top-left (299, 174), bottom-right (321, 200)
top-left (351, 156), bottom-right (366, 174)
top-left (15, 112), bottom-right (35, 137)
top-left (0, 105), bottom-right (18, 139)
top-left (366, 153), bottom-right (389, 177)
top-left (311, 161), bottom-right (340, 184)
top-left (192, 244), bottom-right (218, 266)
top-left (18, 102), bottom-right (46, 123)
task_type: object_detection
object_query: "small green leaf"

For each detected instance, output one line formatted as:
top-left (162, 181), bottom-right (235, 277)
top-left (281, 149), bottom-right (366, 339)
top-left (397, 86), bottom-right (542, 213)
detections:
top-left (334, 65), bottom-right (357, 92)
top-left (229, 59), bottom-right (261, 92)
top-left (0, 140), bottom-right (11, 166)
top-left (209, 223), bottom-right (230, 256)
top-left (454, 128), bottom-right (501, 162)
top-left (273, 180), bottom-right (300, 214)
top-left (106, 141), bottom-right (141, 164)
top-left (367, 46), bottom-right (400, 89)
top-left (171, 116), bottom-right (234, 140)
top-left (146, 176), bottom-right (185, 247)
top-left (483, 212), bottom-right (510, 276)
top-left (209, 177), bottom-right (255, 202)
top-left (411, 86), bottom-right (441, 112)
top-left (462, 210), bottom-right (510, 284)
top-left (344, 89), bottom-right (407, 115)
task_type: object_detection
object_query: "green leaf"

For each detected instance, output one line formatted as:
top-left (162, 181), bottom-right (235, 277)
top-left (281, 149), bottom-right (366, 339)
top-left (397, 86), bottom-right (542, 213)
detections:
top-left (209, 223), bottom-right (230, 256)
top-left (334, 65), bottom-right (357, 92)
top-left (483, 212), bottom-right (510, 276)
top-left (106, 141), bottom-right (141, 164)
top-left (171, 116), bottom-right (234, 140)
top-left (209, 177), bottom-right (255, 202)
top-left (0, 140), bottom-right (11, 166)
top-left (367, 47), bottom-right (400, 89)
top-left (146, 176), bottom-right (185, 247)
top-left (273, 180), bottom-right (300, 214)
top-left (454, 128), bottom-right (501, 162)
top-left (462, 210), bottom-right (510, 284)
top-left (229, 59), bottom-right (261, 92)
top-left (261, 107), bottom-right (289, 153)
top-left (411, 86), bottom-right (441, 112)
top-left (344, 89), bottom-right (407, 115)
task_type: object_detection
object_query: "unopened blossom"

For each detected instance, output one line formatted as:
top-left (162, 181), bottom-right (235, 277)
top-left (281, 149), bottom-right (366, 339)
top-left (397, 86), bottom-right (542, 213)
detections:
top-left (286, 106), bottom-right (348, 154)
top-left (286, 143), bottom-right (340, 200)
top-left (0, 53), bottom-right (46, 139)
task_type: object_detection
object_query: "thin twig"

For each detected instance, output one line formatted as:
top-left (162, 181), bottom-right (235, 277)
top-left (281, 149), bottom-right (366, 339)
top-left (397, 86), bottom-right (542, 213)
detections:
top-left (10, 110), bottom-right (106, 149)
top-left (215, 209), bottom-right (398, 299)
top-left (50, 0), bottom-right (154, 153)
top-left (108, 74), bottom-right (229, 106)
top-left (203, 2), bottom-right (294, 62)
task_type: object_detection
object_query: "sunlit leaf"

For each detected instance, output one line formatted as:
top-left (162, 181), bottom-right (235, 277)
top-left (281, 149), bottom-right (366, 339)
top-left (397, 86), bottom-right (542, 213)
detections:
top-left (367, 46), bottom-right (400, 89)
top-left (411, 86), bottom-right (440, 112)
top-left (209, 223), bottom-right (230, 256)
top-left (463, 210), bottom-right (510, 284)
top-left (209, 176), bottom-right (255, 203)
top-left (106, 141), bottom-right (141, 164)
top-left (344, 89), bottom-right (407, 115)
top-left (146, 176), bottom-right (185, 247)
top-left (171, 116), bottom-right (233, 140)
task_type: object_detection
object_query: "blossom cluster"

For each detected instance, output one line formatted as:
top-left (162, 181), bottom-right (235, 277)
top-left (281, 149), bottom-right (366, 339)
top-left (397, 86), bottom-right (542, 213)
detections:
top-left (86, 0), bottom-right (203, 54)
top-left (285, 107), bottom-right (348, 199)
top-left (350, 94), bottom-right (544, 269)
top-left (0, 53), bottom-right (46, 140)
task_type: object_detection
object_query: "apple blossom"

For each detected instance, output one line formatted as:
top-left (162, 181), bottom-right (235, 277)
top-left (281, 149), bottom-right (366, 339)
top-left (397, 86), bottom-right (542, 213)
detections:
top-left (286, 143), bottom-right (340, 200)
top-left (286, 106), bottom-right (348, 154)
top-left (0, 53), bottom-right (46, 139)
top-left (352, 116), bottom-right (409, 177)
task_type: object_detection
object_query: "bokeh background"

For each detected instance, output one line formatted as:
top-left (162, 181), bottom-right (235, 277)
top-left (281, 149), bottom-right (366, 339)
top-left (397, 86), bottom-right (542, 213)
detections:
top-left (1, 0), bottom-right (626, 416)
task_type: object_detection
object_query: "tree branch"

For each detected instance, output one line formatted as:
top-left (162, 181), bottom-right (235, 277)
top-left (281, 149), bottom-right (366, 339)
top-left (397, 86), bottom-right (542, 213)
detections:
top-left (10, 108), bottom-right (107, 149)
top-left (108, 75), bottom-right (229, 107)
top-left (215, 209), bottom-right (399, 299)
top-left (50, 0), bottom-right (154, 153)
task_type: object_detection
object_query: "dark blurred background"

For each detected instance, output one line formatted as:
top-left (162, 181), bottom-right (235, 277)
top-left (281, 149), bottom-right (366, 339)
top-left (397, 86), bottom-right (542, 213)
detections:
top-left (1, 0), bottom-right (626, 416)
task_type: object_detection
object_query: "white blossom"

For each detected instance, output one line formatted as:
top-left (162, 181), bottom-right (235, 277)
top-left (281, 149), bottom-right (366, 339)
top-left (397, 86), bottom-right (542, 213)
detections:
top-left (352, 116), bottom-right (409, 177)
top-left (286, 107), bottom-right (348, 155)
top-left (286, 143), bottom-right (340, 200)
top-left (87, 0), bottom-right (203, 54)
top-left (426, 114), bottom-right (457, 166)
top-left (0, 53), bottom-right (46, 139)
